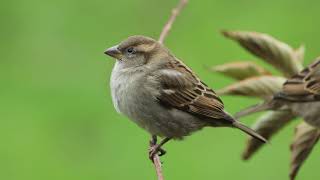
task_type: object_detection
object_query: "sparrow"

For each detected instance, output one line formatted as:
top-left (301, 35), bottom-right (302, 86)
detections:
top-left (104, 35), bottom-right (267, 159)
top-left (235, 58), bottom-right (320, 128)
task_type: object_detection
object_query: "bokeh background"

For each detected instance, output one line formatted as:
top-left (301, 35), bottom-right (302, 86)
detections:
top-left (1, 0), bottom-right (320, 179)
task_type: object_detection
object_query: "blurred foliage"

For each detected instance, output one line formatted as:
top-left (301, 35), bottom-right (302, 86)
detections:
top-left (1, 0), bottom-right (320, 180)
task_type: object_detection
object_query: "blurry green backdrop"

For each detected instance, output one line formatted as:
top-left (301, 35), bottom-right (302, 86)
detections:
top-left (1, 0), bottom-right (320, 179)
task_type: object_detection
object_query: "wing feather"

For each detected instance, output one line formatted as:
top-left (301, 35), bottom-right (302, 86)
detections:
top-left (279, 58), bottom-right (320, 101)
top-left (154, 59), bottom-right (230, 121)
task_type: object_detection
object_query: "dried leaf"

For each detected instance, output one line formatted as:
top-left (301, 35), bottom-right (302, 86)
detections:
top-left (242, 110), bottom-right (296, 160)
top-left (210, 61), bottom-right (271, 80)
top-left (290, 122), bottom-right (320, 180)
top-left (295, 45), bottom-right (305, 63)
top-left (217, 76), bottom-right (286, 99)
top-left (222, 31), bottom-right (304, 77)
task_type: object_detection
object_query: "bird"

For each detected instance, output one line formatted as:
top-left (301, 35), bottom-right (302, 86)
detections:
top-left (104, 35), bottom-right (267, 159)
top-left (235, 58), bottom-right (320, 129)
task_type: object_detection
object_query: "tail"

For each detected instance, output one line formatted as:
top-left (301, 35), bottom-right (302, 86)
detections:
top-left (234, 101), bottom-right (273, 119)
top-left (223, 112), bottom-right (268, 143)
top-left (233, 121), bottom-right (268, 143)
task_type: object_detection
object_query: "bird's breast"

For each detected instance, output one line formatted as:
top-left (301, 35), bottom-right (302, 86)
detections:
top-left (110, 63), bottom-right (157, 121)
top-left (289, 101), bottom-right (320, 128)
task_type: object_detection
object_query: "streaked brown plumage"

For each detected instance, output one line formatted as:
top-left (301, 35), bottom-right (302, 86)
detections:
top-left (236, 57), bottom-right (320, 128)
top-left (281, 59), bottom-right (320, 99)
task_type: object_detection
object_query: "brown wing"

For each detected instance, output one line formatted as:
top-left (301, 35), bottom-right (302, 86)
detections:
top-left (155, 59), bottom-right (231, 121)
top-left (278, 58), bottom-right (320, 101)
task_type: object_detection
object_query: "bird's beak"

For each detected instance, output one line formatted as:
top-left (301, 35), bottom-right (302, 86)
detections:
top-left (104, 45), bottom-right (122, 60)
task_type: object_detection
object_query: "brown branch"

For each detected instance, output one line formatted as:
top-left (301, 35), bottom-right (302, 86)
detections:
top-left (158, 0), bottom-right (188, 44)
top-left (149, 137), bottom-right (165, 180)
top-left (151, 0), bottom-right (188, 180)
top-left (152, 154), bottom-right (164, 180)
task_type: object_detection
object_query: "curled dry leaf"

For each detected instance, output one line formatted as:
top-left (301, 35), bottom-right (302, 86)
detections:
top-left (295, 45), bottom-right (305, 63)
top-left (217, 76), bottom-right (286, 99)
top-left (210, 61), bottom-right (271, 80)
top-left (222, 31), bottom-right (304, 77)
top-left (242, 110), bottom-right (296, 160)
top-left (290, 122), bottom-right (320, 180)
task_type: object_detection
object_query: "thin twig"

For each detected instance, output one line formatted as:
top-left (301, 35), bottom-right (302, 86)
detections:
top-left (151, 0), bottom-right (188, 180)
top-left (158, 0), bottom-right (188, 44)
top-left (152, 155), bottom-right (164, 180)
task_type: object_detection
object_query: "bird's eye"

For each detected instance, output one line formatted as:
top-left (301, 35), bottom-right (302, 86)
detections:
top-left (126, 47), bottom-right (135, 54)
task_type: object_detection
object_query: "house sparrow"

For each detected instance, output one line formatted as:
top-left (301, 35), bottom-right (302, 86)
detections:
top-left (236, 58), bottom-right (320, 128)
top-left (104, 35), bottom-right (267, 159)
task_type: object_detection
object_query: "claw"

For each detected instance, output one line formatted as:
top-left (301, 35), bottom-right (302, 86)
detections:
top-left (148, 136), bottom-right (170, 161)
top-left (149, 145), bottom-right (159, 160)
top-left (149, 145), bottom-right (167, 160)
top-left (158, 148), bottom-right (166, 156)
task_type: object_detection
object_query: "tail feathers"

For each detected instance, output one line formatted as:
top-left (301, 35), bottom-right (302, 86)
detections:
top-left (233, 121), bottom-right (268, 143)
top-left (234, 101), bottom-right (273, 119)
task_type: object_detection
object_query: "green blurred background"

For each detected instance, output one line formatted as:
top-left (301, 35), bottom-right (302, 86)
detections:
top-left (1, 0), bottom-right (320, 179)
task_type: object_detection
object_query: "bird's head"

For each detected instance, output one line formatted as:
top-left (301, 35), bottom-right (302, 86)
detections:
top-left (104, 35), bottom-right (169, 67)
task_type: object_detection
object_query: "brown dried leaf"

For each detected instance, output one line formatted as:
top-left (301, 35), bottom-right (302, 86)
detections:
top-left (290, 122), bottom-right (320, 180)
top-left (210, 61), bottom-right (271, 80)
top-left (295, 45), bottom-right (305, 63)
top-left (217, 76), bottom-right (286, 99)
top-left (242, 110), bottom-right (296, 160)
top-left (222, 31), bottom-right (304, 77)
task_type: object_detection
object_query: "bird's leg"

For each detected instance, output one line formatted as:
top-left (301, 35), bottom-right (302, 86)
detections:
top-left (149, 136), bottom-right (171, 160)
top-left (149, 135), bottom-right (158, 146)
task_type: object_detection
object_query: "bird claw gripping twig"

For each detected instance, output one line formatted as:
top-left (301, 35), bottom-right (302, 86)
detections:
top-left (149, 135), bottom-right (165, 180)
top-left (149, 137), bottom-right (167, 161)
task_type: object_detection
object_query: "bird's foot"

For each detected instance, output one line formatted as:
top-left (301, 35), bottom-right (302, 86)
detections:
top-left (149, 136), bottom-right (171, 161)
top-left (149, 144), bottom-right (166, 161)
